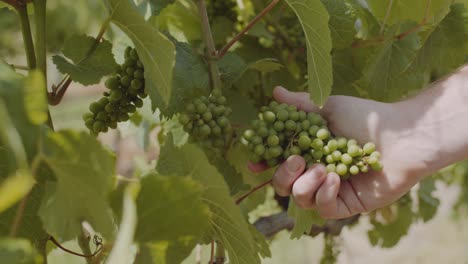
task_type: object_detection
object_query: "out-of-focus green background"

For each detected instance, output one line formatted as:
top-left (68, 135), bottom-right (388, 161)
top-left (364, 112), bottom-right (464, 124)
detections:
top-left (2, 1), bottom-right (468, 263)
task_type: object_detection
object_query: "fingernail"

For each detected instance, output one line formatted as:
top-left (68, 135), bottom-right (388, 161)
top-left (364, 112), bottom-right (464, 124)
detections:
top-left (287, 156), bottom-right (302, 172)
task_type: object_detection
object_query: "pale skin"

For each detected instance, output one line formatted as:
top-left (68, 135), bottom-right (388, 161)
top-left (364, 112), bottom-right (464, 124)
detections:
top-left (249, 65), bottom-right (468, 219)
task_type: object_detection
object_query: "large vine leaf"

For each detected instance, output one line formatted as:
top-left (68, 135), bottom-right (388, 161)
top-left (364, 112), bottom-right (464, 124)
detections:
top-left (103, 0), bottom-right (176, 108)
top-left (321, 0), bottom-right (356, 49)
top-left (331, 48), bottom-right (361, 96)
top-left (38, 130), bottom-right (115, 240)
top-left (135, 172), bottom-right (211, 242)
top-left (360, 24), bottom-right (421, 101)
top-left (158, 41), bottom-right (209, 118)
top-left (0, 238), bottom-right (42, 264)
top-left (52, 34), bottom-right (118, 85)
top-left (367, 0), bottom-right (452, 26)
top-left (412, 4), bottom-right (468, 75)
top-left (284, 0), bottom-right (333, 107)
top-left (157, 138), bottom-right (263, 264)
top-left (149, 0), bottom-right (175, 15)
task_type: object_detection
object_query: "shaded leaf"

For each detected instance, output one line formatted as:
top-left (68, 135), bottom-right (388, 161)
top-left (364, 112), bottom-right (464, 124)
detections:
top-left (288, 199), bottom-right (325, 239)
top-left (52, 35), bottom-right (117, 85)
top-left (321, 0), bottom-right (356, 49)
top-left (0, 238), bottom-right (42, 264)
top-left (24, 71), bottom-right (48, 125)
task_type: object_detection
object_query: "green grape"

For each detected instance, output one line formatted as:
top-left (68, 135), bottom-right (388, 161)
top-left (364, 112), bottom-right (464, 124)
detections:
top-left (105, 77), bottom-right (120, 90)
top-left (283, 149), bottom-right (291, 159)
top-left (196, 103), bottom-right (207, 114)
top-left (371, 161), bottom-right (383, 171)
top-left (89, 102), bottom-right (101, 113)
top-left (133, 98), bottom-right (144, 108)
top-left (109, 90), bottom-right (123, 102)
top-left (289, 111), bottom-right (299, 121)
top-left (285, 120), bottom-right (296, 131)
top-left (268, 129), bottom-right (277, 136)
top-left (212, 126), bottom-right (221, 136)
top-left (371, 151), bottom-right (381, 159)
top-left (326, 164), bottom-right (336, 173)
top-left (287, 105), bottom-right (297, 111)
top-left (84, 119), bottom-right (94, 128)
top-left (269, 146), bottom-right (283, 158)
top-left (273, 121), bottom-right (285, 131)
top-left (266, 159), bottom-right (279, 167)
top-left (298, 131), bottom-right (309, 138)
top-left (217, 96), bottom-right (227, 105)
top-left (267, 135), bottom-right (279, 146)
top-left (262, 111), bottom-right (276, 123)
top-left (121, 75), bottom-right (131, 87)
top-left (290, 146), bottom-right (301, 155)
top-left (341, 154), bottom-right (352, 165)
top-left (217, 116), bottom-right (229, 128)
top-left (350, 165), bottom-right (359, 175)
top-left (130, 79), bottom-right (143, 90)
top-left (323, 145), bottom-right (331, 155)
top-left (347, 145), bottom-right (360, 157)
top-left (367, 156), bottom-right (378, 165)
top-left (200, 124), bottom-right (211, 137)
top-left (312, 150), bottom-right (324, 160)
top-left (331, 150), bottom-right (342, 162)
top-left (213, 106), bottom-right (226, 116)
top-left (347, 139), bottom-right (357, 146)
top-left (360, 165), bottom-right (369, 173)
top-left (254, 145), bottom-right (265, 156)
top-left (337, 137), bottom-right (347, 149)
top-left (93, 121), bottom-right (104, 133)
top-left (125, 104), bottom-right (136, 113)
top-left (303, 154), bottom-right (313, 162)
top-left (298, 135), bottom-right (311, 150)
top-left (325, 155), bottom-right (334, 164)
top-left (118, 113), bottom-right (130, 122)
top-left (327, 139), bottom-right (338, 152)
top-left (202, 112), bottom-right (213, 122)
top-left (82, 113), bottom-right (93, 121)
top-left (298, 111), bottom-right (306, 121)
top-left (277, 109), bottom-right (289, 121)
top-left (126, 67), bottom-right (135, 76)
top-left (308, 125), bottom-right (319, 136)
top-left (316, 128), bottom-right (330, 140)
top-left (363, 142), bottom-right (376, 154)
top-left (301, 120), bottom-right (311, 130)
top-left (257, 126), bottom-right (269, 138)
top-left (134, 69), bottom-right (144, 79)
top-left (213, 139), bottom-right (224, 148)
top-left (311, 138), bottom-right (323, 150)
top-left (250, 154), bottom-right (262, 164)
top-left (336, 163), bottom-right (348, 176)
top-left (243, 129), bottom-right (255, 141)
top-left (252, 136), bottom-right (262, 145)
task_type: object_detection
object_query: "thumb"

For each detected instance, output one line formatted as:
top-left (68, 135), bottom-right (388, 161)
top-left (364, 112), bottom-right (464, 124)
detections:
top-left (273, 86), bottom-right (320, 113)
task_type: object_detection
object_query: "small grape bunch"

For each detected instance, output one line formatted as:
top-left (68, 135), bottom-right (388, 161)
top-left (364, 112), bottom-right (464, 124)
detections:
top-left (83, 46), bottom-right (146, 134)
top-left (179, 90), bottom-right (233, 148)
top-left (241, 101), bottom-right (383, 179)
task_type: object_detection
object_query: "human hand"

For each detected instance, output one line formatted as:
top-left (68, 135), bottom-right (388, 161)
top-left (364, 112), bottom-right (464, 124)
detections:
top-left (249, 86), bottom-right (431, 219)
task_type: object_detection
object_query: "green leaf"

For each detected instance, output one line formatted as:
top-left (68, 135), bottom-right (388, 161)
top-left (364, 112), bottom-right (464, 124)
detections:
top-left (158, 41), bottom-right (210, 118)
top-left (413, 4), bottom-right (468, 75)
top-left (346, 0), bottom-right (381, 39)
top-left (24, 71), bottom-right (48, 125)
top-left (151, 0), bottom-right (202, 43)
top-left (360, 24), bottom-right (421, 101)
top-left (287, 199), bottom-right (325, 239)
top-left (135, 238), bottom-right (197, 264)
top-left (135, 172), bottom-right (211, 242)
top-left (368, 195), bottom-right (414, 247)
top-left (284, 0), bottom-right (333, 107)
top-left (218, 52), bottom-right (247, 88)
top-left (105, 184), bottom-right (137, 264)
top-left (38, 130), bottom-right (115, 240)
top-left (331, 48), bottom-right (361, 96)
top-left (156, 139), bottom-right (262, 264)
top-left (162, 117), bottom-right (189, 147)
top-left (104, 0), bottom-right (176, 108)
top-left (248, 58), bottom-right (283, 74)
top-left (52, 35), bottom-right (117, 85)
top-left (0, 170), bottom-right (35, 214)
top-left (417, 177), bottom-right (439, 222)
top-left (0, 238), bottom-right (42, 264)
top-left (321, 0), bottom-right (356, 49)
top-left (367, 0), bottom-right (451, 26)
top-left (149, 0), bottom-right (175, 15)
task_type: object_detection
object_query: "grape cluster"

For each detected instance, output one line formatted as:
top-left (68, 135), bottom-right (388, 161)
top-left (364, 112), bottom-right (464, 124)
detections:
top-left (179, 90), bottom-right (233, 147)
top-left (206, 0), bottom-right (237, 22)
top-left (242, 101), bottom-right (383, 179)
top-left (83, 47), bottom-right (146, 134)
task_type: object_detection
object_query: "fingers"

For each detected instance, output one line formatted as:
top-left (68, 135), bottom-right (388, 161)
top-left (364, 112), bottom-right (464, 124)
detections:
top-left (272, 155), bottom-right (306, 196)
top-left (291, 164), bottom-right (327, 208)
top-left (273, 86), bottom-right (320, 113)
top-left (315, 173), bottom-right (351, 218)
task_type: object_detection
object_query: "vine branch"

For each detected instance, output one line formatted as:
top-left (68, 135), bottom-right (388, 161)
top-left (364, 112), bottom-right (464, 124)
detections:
top-left (235, 179), bottom-right (273, 204)
top-left (48, 235), bottom-right (103, 258)
top-left (17, 4), bottom-right (36, 69)
top-left (217, 0), bottom-right (280, 58)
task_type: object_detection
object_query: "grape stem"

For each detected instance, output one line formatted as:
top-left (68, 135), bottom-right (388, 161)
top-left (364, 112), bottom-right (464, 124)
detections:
top-left (48, 235), bottom-right (103, 258)
top-left (217, 0), bottom-right (280, 59)
top-left (235, 179), bottom-right (273, 205)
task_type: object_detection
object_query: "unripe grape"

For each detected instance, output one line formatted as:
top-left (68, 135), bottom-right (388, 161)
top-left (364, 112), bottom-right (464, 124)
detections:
top-left (350, 165), bottom-right (359, 175)
top-left (298, 111), bottom-right (306, 121)
top-left (301, 120), bottom-right (311, 130)
top-left (134, 69), bottom-right (144, 79)
top-left (105, 77), bottom-right (120, 90)
top-left (360, 165), bottom-right (369, 173)
top-left (312, 150), bottom-right (324, 160)
top-left (331, 150), bottom-right (342, 161)
top-left (200, 124), bottom-right (211, 137)
top-left (217, 116), bottom-right (229, 128)
top-left (316, 128), bottom-right (330, 140)
top-left (273, 121), bottom-right (285, 131)
top-left (325, 155), bottom-right (334, 164)
top-left (130, 79), bottom-right (143, 90)
top-left (266, 159), bottom-right (279, 167)
top-left (93, 121), bottom-right (104, 133)
top-left (134, 98), bottom-right (144, 108)
top-left (252, 136), bottom-right (262, 145)
top-left (371, 151), bottom-right (381, 159)
top-left (290, 146), bottom-right (301, 155)
top-left (326, 164), bottom-right (336, 173)
top-left (289, 111), bottom-right (299, 121)
top-left (371, 161), bottom-right (383, 171)
top-left (277, 110), bottom-right (289, 121)
top-left (341, 154), bottom-right (352, 165)
top-left (126, 67), bottom-right (135, 76)
top-left (82, 113), bottom-right (93, 121)
top-left (311, 138), bottom-right (323, 150)
top-left (254, 145), bottom-right (265, 156)
top-left (347, 139), bottom-right (357, 146)
top-left (90, 102), bottom-right (101, 113)
top-left (257, 126), bottom-right (269, 138)
top-left (118, 113), bottom-right (130, 122)
top-left (285, 120), bottom-right (296, 131)
top-left (298, 135), bottom-right (311, 150)
top-left (308, 125), bottom-right (319, 136)
top-left (268, 129), bottom-right (277, 136)
top-left (243, 129), bottom-right (255, 141)
top-left (367, 156), bottom-right (378, 165)
top-left (323, 145), bottom-right (331, 155)
top-left (269, 146), bottom-right (283, 158)
top-left (363, 142), bottom-right (376, 154)
top-left (212, 126), bottom-right (221, 136)
top-left (110, 90), bottom-right (123, 102)
top-left (203, 112), bottom-right (213, 122)
top-left (267, 135), bottom-right (279, 146)
top-left (336, 163), bottom-right (348, 176)
top-left (196, 103), bottom-right (207, 114)
top-left (327, 139), bottom-right (338, 152)
top-left (347, 145), bottom-right (360, 157)
top-left (262, 111), bottom-right (276, 123)
top-left (121, 75), bottom-right (131, 87)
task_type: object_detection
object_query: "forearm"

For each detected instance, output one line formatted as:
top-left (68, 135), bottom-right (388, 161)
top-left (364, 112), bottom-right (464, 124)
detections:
top-left (396, 65), bottom-right (468, 176)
